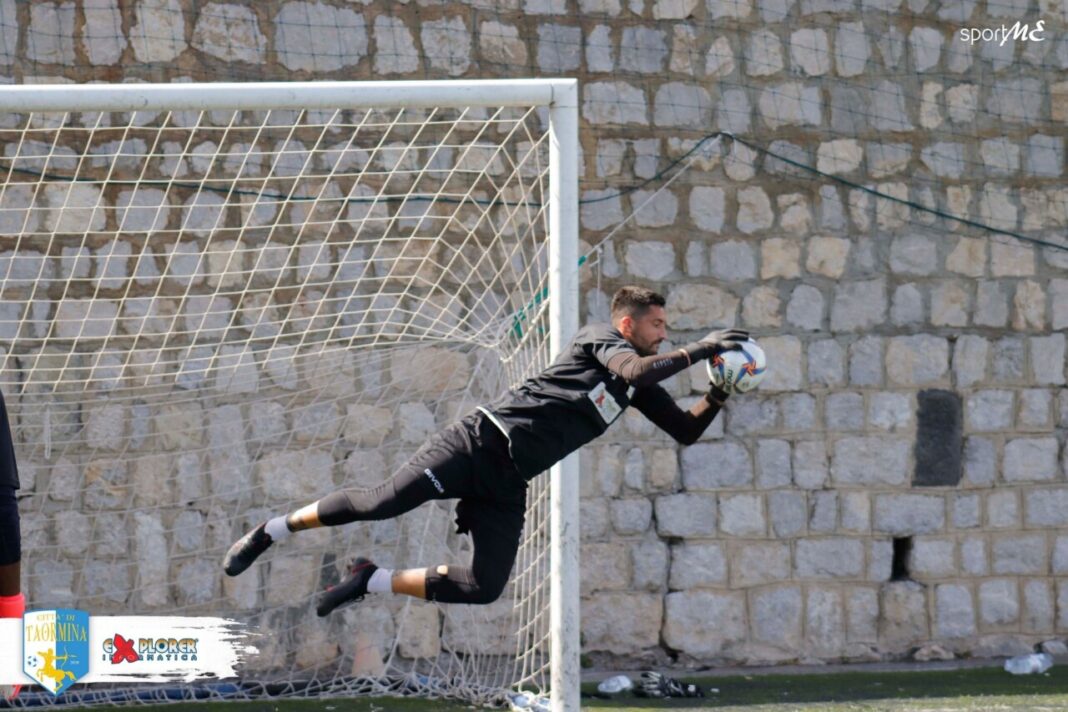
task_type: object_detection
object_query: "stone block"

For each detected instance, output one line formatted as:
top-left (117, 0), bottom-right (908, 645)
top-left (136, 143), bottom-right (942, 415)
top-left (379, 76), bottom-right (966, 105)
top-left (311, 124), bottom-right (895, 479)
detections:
top-left (807, 236), bottom-right (850, 278)
top-left (794, 440), bottom-right (828, 489)
top-left (654, 493), bottom-right (717, 537)
top-left (952, 493), bottom-right (980, 529)
top-left (666, 284), bottom-right (739, 330)
top-left (889, 234), bottom-right (938, 275)
top-left (670, 542), bottom-right (727, 588)
top-left (808, 339), bottom-right (845, 387)
top-left (756, 439), bottom-right (792, 489)
top-left (809, 491), bottom-right (837, 533)
top-left (751, 586), bottom-right (802, 647)
top-left (581, 542), bottom-right (631, 595)
top-left (611, 498), bottom-right (653, 535)
top-left (731, 542), bottom-right (791, 587)
top-left (850, 337), bottom-right (884, 386)
top-left (709, 242), bottom-right (760, 281)
top-left (979, 579), bottom-right (1020, 627)
top-left (880, 581), bottom-right (929, 648)
top-left (868, 392), bottom-right (912, 432)
top-left (690, 187), bottom-right (725, 232)
top-left (626, 231), bottom-right (679, 272)
top-left (841, 492), bottom-right (871, 533)
top-left (1031, 335), bottom-right (1066, 386)
top-left (736, 187), bottom-right (774, 234)
top-left (632, 538), bottom-right (669, 591)
top-left (719, 493), bottom-right (765, 536)
top-left (664, 591), bottom-right (746, 655)
top-left (759, 335), bottom-right (802, 392)
top-left (1003, 438), bottom-right (1059, 482)
top-left (795, 538), bottom-right (864, 579)
top-left (993, 534), bottom-right (1046, 575)
top-left (962, 537), bottom-right (988, 575)
top-left (953, 335), bottom-right (989, 388)
top-left (873, 494), bottom-right (945, 535)
top-left (936, 584), bottom-right (977, 638)
top-left (914, 390), bottom-right (962, 487)
top-left (831, 437), bottom-right (909, 486)
top-left (583, 82), bottom-right (647, 125)
top-left (910, 537), bottom-right (956, 577)
top-left (886, 335), bottom-right (949, 386)
top-left (681, 442), bottom-right (752, 489)
top-left (1023, 580), bottom-right (1053, 633)
top-left (654, 83), bottom-right (711, 128)
top-left (963, 436), bottom-right (997, 486)
top-left (826, 392), bottom-right (864, 430)
top-left (806, 587), bottom-right (845, 655)
top-left (768, 490), bottom-right (807, 537)
top-left (785, 285), bottom-right (823, 331)
top-left (1025, 488), bottom-right (1068, 527)
top-left (831, 279), bottom-right (887, 332)
top-left (536, 23), bottom-right (581, 72)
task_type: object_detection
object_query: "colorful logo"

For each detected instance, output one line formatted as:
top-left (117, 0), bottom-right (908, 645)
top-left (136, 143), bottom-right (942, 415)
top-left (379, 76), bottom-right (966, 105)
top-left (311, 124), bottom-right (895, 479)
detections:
top-left (102, 635), bottom-right (199, 663)
top-left (23, 609), bottom-right (90, 695)
top-left (106, 634), bottom-right (140, 664)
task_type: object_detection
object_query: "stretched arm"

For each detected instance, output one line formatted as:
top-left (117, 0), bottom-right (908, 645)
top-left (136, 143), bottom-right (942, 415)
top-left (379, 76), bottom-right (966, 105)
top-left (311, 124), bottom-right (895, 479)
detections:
top-left (605, 327), bottom-right (751, 388)
top-left (630, 383), bottom-right (730, 446)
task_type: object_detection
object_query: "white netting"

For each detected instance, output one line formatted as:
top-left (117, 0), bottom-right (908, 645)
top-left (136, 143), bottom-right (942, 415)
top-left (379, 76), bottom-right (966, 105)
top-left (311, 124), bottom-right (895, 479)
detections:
top-left (1, 85), bottom-right (563, 706)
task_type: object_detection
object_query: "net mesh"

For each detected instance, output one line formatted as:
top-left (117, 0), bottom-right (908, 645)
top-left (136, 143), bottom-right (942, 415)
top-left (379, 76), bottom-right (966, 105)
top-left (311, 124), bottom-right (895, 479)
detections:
top-left (0, 90), bottom-right (561, 706)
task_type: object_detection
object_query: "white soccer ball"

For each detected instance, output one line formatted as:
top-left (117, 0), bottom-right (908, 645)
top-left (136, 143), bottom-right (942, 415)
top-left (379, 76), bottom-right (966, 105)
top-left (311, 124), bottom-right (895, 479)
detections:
top-left (705, 339), bottom-right (767, 394)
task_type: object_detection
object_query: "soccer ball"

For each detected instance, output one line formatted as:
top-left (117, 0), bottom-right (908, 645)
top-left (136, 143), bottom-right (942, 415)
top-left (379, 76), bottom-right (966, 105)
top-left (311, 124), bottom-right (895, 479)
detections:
top-left (706, 339), bottom-right (767, 394)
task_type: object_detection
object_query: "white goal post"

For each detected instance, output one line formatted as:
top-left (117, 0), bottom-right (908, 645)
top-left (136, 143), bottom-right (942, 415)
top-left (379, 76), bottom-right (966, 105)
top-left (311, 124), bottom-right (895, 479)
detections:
top-left (0, 79), bottom-right (579, 710)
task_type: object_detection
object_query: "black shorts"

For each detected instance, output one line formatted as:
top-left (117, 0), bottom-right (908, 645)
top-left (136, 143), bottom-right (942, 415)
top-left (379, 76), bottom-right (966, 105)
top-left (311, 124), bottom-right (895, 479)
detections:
top-left (406, 411), bottom-right (528, 545)
top-left (0, 485), bottom-right (19, 566)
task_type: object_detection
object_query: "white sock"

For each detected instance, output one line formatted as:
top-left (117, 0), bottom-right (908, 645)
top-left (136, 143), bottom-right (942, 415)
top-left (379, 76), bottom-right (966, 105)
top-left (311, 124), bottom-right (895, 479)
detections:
top-left (264, 516), bottom-right (291, 542)
top-left (367, 568), bottom-right (392, 594)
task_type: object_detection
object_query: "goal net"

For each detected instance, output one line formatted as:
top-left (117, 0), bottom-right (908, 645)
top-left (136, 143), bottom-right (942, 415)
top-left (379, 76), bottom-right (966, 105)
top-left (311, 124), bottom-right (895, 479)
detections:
top-left (0, 80), bottom-right (579, 708)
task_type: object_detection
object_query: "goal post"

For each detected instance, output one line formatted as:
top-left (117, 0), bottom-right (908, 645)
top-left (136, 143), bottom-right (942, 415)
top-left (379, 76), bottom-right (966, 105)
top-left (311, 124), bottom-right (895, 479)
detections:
top-left (0, 79), bottom-right (579, 710)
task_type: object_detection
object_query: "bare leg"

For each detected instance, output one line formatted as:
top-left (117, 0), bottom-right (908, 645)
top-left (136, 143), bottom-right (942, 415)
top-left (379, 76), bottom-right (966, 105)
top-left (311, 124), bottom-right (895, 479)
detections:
top-left (391, 567), bottom-right (430, 599)
top-left (285, 502), bottom-right (322, 531)
top-left (0, 562), bottom-right (18, 597)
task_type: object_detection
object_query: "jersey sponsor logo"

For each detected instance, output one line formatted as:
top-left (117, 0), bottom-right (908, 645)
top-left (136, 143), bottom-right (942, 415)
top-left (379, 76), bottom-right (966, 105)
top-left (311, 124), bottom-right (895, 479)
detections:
top-left (423, 468), bottom-right (445, 494)
top-left (587, 381), bottom-right (623, 425)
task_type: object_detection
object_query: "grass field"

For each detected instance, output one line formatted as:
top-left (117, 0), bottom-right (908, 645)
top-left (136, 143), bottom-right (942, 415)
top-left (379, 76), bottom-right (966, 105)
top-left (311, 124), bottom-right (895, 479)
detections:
top-left (39, 663), bottom-right (1068, 711)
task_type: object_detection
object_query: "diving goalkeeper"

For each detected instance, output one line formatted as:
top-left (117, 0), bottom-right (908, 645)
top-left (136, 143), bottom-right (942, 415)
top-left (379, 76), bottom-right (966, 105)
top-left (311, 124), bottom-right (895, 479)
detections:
top-left (224, 285), bottom-right (746, 616)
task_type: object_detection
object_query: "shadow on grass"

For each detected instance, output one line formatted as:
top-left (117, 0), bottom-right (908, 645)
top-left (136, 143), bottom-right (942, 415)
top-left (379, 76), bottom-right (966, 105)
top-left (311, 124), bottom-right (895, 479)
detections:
top-left (580, 665), bottom-right (1068, 708)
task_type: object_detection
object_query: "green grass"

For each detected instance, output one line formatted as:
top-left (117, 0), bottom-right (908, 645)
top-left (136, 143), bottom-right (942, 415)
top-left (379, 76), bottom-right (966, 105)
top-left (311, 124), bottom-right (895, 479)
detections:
top-left (581, 665), bottom-right (1068, 710)
top-left (33, 665), bottom-right (1068, 711)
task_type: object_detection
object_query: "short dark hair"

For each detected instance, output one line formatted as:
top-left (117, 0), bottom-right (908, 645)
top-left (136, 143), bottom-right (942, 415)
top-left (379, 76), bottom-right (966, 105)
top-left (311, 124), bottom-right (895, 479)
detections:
top-left (611, 285), bottom-right (666, 322)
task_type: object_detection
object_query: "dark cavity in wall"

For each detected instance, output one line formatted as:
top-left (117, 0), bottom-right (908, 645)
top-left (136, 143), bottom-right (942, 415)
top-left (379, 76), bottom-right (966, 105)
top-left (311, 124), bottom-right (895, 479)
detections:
top-left (913, 389), bottom-right (962, 487)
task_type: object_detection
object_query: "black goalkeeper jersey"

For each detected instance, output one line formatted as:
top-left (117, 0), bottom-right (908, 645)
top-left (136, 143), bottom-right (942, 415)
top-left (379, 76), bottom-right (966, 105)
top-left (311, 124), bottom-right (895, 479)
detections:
top-left (0, 388), bottom-right (18, 489)
top-left (481, 323), bottom-right (645, 479)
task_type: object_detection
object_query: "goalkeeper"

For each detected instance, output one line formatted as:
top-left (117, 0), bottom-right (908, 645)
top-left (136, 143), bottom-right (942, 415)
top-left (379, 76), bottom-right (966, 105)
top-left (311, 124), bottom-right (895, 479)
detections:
top-left (224, 286), bottom-right (746, 616)
top-left (0, 388), bottom-right (24, 700)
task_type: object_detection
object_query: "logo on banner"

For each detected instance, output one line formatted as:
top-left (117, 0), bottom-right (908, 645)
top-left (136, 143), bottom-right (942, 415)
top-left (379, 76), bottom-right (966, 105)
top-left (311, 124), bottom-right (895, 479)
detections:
top-left (23, 609), bottom-right (90, 695)
top-left (102, 634), bottom-right (199, 664)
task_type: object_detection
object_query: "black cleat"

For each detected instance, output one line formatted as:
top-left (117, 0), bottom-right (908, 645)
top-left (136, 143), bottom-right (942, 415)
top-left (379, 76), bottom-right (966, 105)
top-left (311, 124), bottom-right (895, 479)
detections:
top-left (317, 557), bottom-right (377, 617)
top-left (223, 522), bottom-right (274, 577)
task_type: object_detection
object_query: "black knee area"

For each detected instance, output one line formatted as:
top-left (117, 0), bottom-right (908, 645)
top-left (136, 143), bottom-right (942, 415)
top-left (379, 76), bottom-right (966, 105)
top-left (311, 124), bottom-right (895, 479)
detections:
top-left (317, 485), bottom-right (407, 527)
top-left (0, 485), bottom-right (20, 566)
top-left (424, 563), bottom-right (509, 605)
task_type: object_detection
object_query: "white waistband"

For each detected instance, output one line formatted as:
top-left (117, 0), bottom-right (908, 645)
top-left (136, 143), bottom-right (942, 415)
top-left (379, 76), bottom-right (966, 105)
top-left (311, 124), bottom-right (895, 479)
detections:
top-left (476, 406), bottom-right (511, 442)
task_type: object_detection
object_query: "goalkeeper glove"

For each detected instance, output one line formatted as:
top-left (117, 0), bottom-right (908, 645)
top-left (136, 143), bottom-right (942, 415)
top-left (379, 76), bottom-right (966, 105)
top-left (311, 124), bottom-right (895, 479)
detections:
top-left (698, 327), bottom-right (749, 354)
top-left (634, 670), bottom-right (705, 698)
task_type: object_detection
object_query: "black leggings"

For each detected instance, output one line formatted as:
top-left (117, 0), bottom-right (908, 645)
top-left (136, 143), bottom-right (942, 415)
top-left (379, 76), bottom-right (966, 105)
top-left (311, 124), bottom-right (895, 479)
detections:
top-left (318, 413), bottom-right (526, 605)
top-left (0, 485), bottom-right (19, 567)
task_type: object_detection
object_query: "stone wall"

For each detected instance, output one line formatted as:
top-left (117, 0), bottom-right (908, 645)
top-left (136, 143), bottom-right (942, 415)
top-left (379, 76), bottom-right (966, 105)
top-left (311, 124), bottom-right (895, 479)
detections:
top-left (3, 0), bottom-right (1067, 669)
